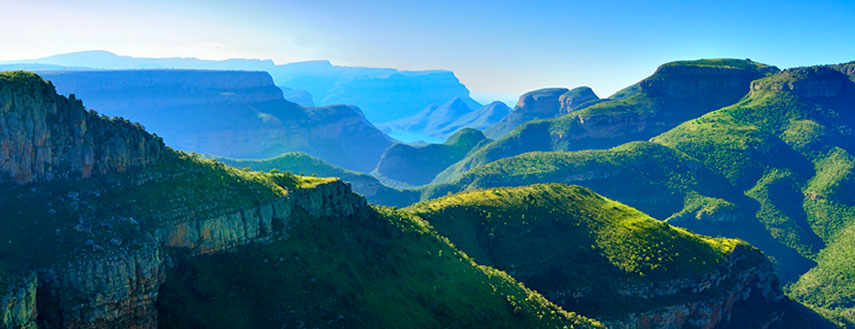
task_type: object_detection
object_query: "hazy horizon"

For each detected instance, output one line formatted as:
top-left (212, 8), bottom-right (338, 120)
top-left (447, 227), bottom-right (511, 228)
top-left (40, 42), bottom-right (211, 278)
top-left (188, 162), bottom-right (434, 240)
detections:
top-left (3, 0), bottom-right (855, 99)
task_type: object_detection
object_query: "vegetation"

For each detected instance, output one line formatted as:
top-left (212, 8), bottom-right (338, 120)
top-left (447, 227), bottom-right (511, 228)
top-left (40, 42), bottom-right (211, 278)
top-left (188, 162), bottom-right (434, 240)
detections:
top-left (432, 58), bottom-right (776, 185)
top-left (407, 184), bottom-right (752, 319)
top-left (417, 64), bottom-right (855, 326)
top-left (157, 203), bottom-right (603, 329)
top-left (373, 128), bottom-right (491, 188)
top-left (214, 152), bottom-right (419, 207)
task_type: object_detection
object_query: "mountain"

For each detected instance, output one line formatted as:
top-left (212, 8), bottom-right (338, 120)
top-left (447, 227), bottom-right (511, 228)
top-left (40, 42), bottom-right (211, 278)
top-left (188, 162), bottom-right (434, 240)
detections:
top-left (37, 69), bottom-right (394, 172)
top-left (0, 71), bottom-right (603, 329)
top-left (379, 97), bottom-right (510, 141)
top-left (433, 59), bottom-right (778, 184)
top-left (484, 87), bottom-right (600, 139)
top-left (3, 51), bottom-right (481, 123)
top-left (418, 63), bottom-right (855, 326)
top-left (214, 152), bottom-right (419, 207)
top-left (407, 184), bottom-right (804, 328)
top-left (372, 128), bottom-right (491, 187)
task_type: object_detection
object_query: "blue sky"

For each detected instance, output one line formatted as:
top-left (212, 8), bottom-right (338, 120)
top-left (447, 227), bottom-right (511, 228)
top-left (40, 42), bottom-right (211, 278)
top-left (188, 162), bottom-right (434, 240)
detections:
top-left (2, 0), bottom-right (854, 102)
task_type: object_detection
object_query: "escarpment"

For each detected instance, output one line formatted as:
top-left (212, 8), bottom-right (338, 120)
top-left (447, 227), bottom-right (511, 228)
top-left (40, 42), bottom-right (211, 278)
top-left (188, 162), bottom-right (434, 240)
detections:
top-left (0, 271), bottom-right (38, 329)
top-left (485, 87), bottom-right (599, 139)
top-left (0, 71), bottom-right (165, 184)
top-left (407, 184), bottom-right (799, 329)
top-left (38, 69), bottom-right (394, 172)
top-left (750, 66), bottom-right (855, 99)
top-left (432, 59), bottom-right (778, 184)
top-left (0, 71), bottom-right (369, 328)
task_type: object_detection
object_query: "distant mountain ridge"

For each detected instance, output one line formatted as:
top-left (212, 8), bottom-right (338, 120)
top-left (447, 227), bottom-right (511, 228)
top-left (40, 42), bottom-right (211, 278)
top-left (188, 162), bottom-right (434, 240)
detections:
top-left (2, 50), bottom-right (481, 123)
top-left (433, 59), bottom-right (778, 184)
top-left (484, 86), bottom-right (600, 139)
top-left (38, 69), bottom-right (394, 172)
top-left (379, 97), bottom-right (509, 141)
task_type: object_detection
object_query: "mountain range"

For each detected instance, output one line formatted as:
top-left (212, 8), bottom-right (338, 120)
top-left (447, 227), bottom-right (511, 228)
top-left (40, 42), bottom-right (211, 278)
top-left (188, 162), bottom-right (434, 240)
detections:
top-left (0, 50), bottom-right (481, 124)
top-left (3, 55), bottom-right (855, 328)
top-left (36, 69), bottom-right (394, 172)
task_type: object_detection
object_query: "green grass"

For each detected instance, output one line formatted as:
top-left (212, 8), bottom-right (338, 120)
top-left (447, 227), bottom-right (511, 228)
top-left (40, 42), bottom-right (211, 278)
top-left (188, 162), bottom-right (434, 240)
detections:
top-left (407, 184), bottom-right (758, 320)
top-left (373, 128), bottom-right (491, 187)
top-left (789, 222), bottom-right (855, 328)
top-left (214, 152), bottom-right (419, 207)
top-left (431, 58), bottom-right (776, 186)
top-left (157, 203), bottom-right (603, 329)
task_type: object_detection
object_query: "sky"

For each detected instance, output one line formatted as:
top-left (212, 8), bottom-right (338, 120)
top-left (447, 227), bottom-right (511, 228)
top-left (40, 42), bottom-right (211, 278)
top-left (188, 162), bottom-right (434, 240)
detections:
top-left (2, 0), bottom-right (855, 102)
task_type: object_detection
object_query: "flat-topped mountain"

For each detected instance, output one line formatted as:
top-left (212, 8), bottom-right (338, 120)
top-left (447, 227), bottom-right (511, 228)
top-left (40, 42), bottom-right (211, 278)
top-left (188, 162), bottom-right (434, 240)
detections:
top-left (38, 69), bottom-right (395, 172)
top-left (4, 51), bottom-right (482, 123)
top-left (0, 71), bottom-right (165, 184)
top-left (484, 87), bottom-right (600, 139)
top-left (418, 62), bottom-right (855, 327)
top-left (0, 71), bottom-right (602, 329)
top-left (433, 59), bottom-right (778, 184)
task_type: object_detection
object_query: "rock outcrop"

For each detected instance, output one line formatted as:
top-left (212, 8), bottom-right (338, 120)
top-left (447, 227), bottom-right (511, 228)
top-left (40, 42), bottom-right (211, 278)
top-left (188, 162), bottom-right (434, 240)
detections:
top-left (0, 71), bottom-right (165, 184)
top-left (485, 87), bottom-right (598, 139)
top-left (594, 245), bottom-right (787, 329)
top-left (0, 271), bottom-right (38, 329)
top-left (156, 179), bottom-right (365, 255)
top-left (434, 59), bottom-right (778, 184)
top-left (750, 66), bottom-right (855, 99)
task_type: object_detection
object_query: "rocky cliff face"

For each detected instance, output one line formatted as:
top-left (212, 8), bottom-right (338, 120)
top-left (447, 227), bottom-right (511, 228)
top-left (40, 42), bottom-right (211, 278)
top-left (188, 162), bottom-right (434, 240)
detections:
top-left (750, 66), bottom-right (855, 99)
top-left (37, 70), bottom-right (394, 172)
top-left (36, 240), bottom-right (164, 329)
top-left (484, 87), bottom-right (600, 139)
top-left (156, 180), bottom-right (365, 255)
top-left (0, 71), bottom-right (373, 328)
top-left (596, 245), bottom-right (786, 329)
top-left (0, 71), bottom-right (165, 184)
top-left (24, 178), bottom-right (365, 329)
top-left (0, 271), bottom-right (38, 329)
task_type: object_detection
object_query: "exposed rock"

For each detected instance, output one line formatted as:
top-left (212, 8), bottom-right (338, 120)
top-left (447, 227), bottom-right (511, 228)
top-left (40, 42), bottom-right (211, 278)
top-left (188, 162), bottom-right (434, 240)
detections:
top-left (597, 245), bottom-right (787, 329)
top-left (485, 87), bottom-right (599, 139)
top-left (156, 179), bottom-right (365, 255)
top-left (36, 241), bottom-right (164, 329)
top-left (0, 271), bottom-right (38, 329)
top-left (750, 66), bottom-right (855, 99)
top-left (38, 70), bottom-right (394, 172)
top-left (0, 71), bottom-right (165, 184)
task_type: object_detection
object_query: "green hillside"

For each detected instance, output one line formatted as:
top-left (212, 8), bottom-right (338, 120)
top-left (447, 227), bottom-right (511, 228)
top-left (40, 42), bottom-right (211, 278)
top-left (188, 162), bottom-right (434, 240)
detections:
top-left (416, 64), bottom-right (855, 326)
top-left (433, 59), bottom-right (778, 184)
top-left (372, 128), bottom-right (491, 187)
top-left (0, 71), bottom-right (601, 329)
top-left (406, 184), bottom-right (794, 325)
top-left (214, 152), bottom-right (419, 207)
top-left (158, 204), bottom-right (602, 329)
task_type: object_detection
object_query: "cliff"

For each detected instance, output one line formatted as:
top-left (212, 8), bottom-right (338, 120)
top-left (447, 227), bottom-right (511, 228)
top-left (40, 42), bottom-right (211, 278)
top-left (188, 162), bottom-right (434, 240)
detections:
top-left (0, 271), bottom-right (37, 329)
top-left (485, 87), bottom-right (600, 139)
top-left (407, 184), bottom-right (798, 329)
top-left (39, 70), bottom-right (394, 172)
top-left (433, 59), bottom-right (777, 185)
top-left (0, 72), bottom-right (599, 329)
top-left (0, 71), bottom-right (165, 184)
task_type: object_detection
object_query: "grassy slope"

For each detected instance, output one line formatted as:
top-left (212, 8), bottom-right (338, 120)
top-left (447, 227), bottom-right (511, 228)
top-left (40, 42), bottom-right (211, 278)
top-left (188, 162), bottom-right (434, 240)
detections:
top-left (0, 71), bottom-right (601, 328)
top-left (406, 184), bottom-right (767, 321)
top-left (432, 59), bottom-right (776, 185)
top-left (157, 203), bottom-right (603, 329)
top-left (372, 128), bottom-right (491, 188)
top-left (214, 152), bottom-right (419, 207)
top-left (417, 65), bottom-right (855, 325)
